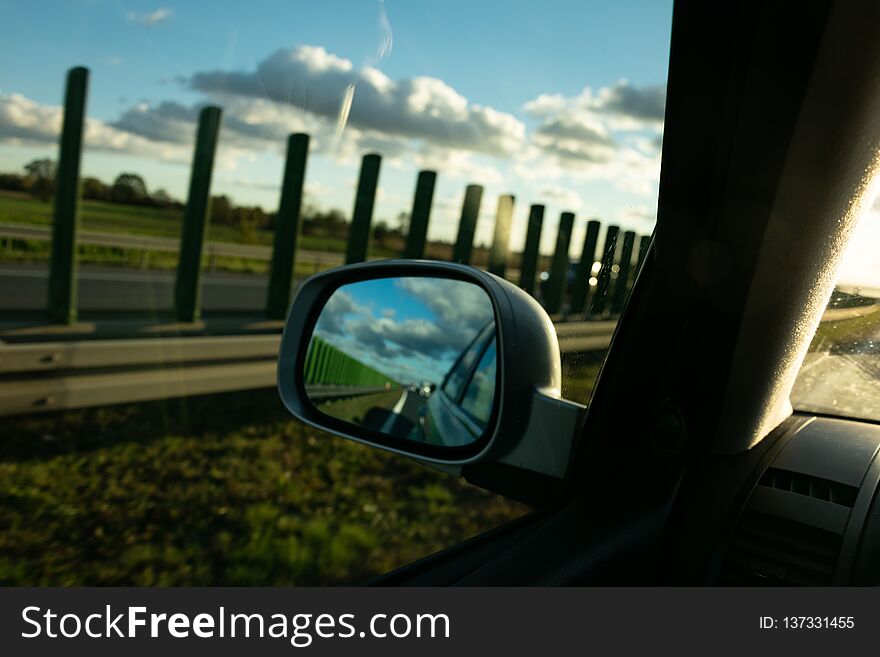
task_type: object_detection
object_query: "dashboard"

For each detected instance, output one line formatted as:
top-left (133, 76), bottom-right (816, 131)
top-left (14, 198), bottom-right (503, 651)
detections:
top-left (719, 416), bottom-right (880, 585)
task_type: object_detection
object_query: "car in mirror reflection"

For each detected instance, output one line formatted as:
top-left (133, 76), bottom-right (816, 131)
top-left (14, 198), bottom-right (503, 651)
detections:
top-left (354, 323), bottom-right (495, 446)
top-left (301, 276), bottom-right (497, 449)
top-left (421, 323), bottom-right (496, 447)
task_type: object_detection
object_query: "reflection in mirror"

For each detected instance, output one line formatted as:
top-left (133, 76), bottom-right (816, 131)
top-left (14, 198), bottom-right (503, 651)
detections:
top-left (303, 277), bottom-right (497, 448)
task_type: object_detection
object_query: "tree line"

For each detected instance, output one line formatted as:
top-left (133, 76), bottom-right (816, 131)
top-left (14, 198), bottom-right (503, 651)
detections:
top-left (0, 159), bottom-right (409, 245)
top-left (0, 158), bottom-right (179, 208)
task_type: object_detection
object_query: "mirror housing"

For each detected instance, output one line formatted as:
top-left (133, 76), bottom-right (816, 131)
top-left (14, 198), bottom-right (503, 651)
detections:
top-left (277, 260), bottom-right (585, 505)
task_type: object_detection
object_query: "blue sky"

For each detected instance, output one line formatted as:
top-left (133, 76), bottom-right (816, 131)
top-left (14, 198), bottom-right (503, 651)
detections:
top-left (0, 0), bottom-right (674, 255)
top-left (313, 276), bottom-right (494, 383)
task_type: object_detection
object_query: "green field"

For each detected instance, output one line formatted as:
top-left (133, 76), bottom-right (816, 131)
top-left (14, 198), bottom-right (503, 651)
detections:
top-left (0, 193), bottom-right (531, 279)
top-left (811, 307), bottom-right (880, 346)
top-left (0, 361), bottom-right (600, 586)
top-left (0, 388), bottom-right (528, 586)
top-left (0, 193), bottom-right (400, 273)
top-left (1, 192), bottom-right (293, 246)
top-left (1, 237), bottom-right (328, 277)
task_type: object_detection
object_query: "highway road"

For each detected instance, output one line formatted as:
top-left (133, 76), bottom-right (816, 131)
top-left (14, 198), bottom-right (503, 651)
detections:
top-left (378, 390), bottom-right (425, 438)
top-left (351, 389), bottom-right (426, 439)
top-left (0, 262), bottom-right (528, 314)
top-left (0, 263), bottom-right (275, 313)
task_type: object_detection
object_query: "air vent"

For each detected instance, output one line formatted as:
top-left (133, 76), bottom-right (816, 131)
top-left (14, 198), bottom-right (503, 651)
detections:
top-left (759, 468), bottom-right (858, 507)
top-left (723, 510), bottom-right (842, 585)
top-left (722, 468), bottom-right (858, 585)
top-left (721, 418), bottom-right (880, 586)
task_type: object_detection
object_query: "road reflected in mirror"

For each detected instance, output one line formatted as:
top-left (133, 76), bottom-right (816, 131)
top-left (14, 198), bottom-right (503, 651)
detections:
top-left (303, 276), bottom-right (497, 447)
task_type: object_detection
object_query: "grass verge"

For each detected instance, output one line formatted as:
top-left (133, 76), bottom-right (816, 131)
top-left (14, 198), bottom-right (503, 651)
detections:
top-left (0, 238), bottom-right (332, 278)
top-left (0, 193), bottom-right (400, 256)
top-left (0, 388), bottom-right (528, 586)
top-left (811, 308), bottom-right (880, 347)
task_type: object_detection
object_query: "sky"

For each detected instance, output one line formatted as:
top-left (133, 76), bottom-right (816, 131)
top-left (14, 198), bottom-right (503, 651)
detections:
top-left (312, 277), bottom-right (494, 384)
top-left (0, 0), bottom-right (674, 257)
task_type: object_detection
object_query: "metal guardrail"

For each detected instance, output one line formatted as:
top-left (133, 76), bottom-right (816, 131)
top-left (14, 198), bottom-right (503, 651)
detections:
top-left (0, 334), bottom-right (281, 374)
top-left (0, 334), bottom-right (280, 417)
top-left (305, 385), bottom-right (394, 401)
top-left (0, 322), bottom-right (616, 417)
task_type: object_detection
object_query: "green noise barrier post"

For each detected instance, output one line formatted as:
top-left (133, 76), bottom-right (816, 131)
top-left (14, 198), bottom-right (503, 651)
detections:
top-left (174, 106), bottom-right (222, 322)
top-left (47, 66), bottom-right (89, 324)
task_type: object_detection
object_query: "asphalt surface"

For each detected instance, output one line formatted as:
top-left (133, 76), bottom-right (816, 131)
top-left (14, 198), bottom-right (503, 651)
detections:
top-left (0, 264), bottom-right (274, 313)
top-left (0, 262), bottom-right (532, 317)
top-left (358, 389), bottom-right (426, 439)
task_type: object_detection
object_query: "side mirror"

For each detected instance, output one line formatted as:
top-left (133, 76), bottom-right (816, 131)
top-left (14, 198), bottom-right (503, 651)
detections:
top-left (277, 260), bottom-right (585, 505)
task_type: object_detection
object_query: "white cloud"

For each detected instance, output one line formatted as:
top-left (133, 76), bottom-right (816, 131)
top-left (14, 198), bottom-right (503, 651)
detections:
top-left (537, 186), bottom-right (583, 211)
top-left (110, 93), bottom-right (425, 170)
top-left (412, 145), bottom-right (503, 184)
top-left (189, 45), bottom-right (526, 156)
top-left (312, 280), bottom-right (493, 383)
top-left (0, 93), bottom-right (251, 172)
top-left (0, 93), bottom-right (187, 163)
top-left (111, 101), bottom-right (199, 144)
top-left (616, 204), bottom-right (658, 231)
top-left (518, 80), bottom-right (665, 196)
top-left (596, 80), bottom-right (666, 125)
top-left (524, 80), bottom-right (665, 127)
top-left (127, 8), bottom-right (172, 26)
top-left (0, 44), bottom-right (668, 223)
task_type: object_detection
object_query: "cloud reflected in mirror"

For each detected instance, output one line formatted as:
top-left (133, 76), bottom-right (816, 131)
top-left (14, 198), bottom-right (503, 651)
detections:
top-left (303, 276), bottom-right (497, 447)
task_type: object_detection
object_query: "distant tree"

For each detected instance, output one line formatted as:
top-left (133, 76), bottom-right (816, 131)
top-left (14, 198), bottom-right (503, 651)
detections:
top-left (303, 208), bottom-right (348, 239)
top-left (374, 219), bottom-right (390, 243)
top-left (151, 188), bottom-right (174, 206)
top-left (0, 173), bottom-right (27, 193)
top-left (23, 158), bottom-right (56, 202)
top-left (82, 177), bottom-right (111, 202)
top-left (251, 206), bottom-right (268, 230)
top-left (264, 211), bottom-right (278, 232)
top-left (210, 195), bottom-right (233, 225)
top-left (24, 158), bottom-right (55, 180)
top-left (111, 173), bottom-right (148, 204)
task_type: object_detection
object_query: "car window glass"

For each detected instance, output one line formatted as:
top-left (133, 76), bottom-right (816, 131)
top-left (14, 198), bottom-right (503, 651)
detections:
top-left (792, 209), bottom-right (880, 421)
top-left (0, 0), bottom-right (672, 585)
top-left (459, 340), bottom-right (497, 428)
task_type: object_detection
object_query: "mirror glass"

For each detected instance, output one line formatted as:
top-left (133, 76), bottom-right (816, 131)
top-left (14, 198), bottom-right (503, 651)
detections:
top-left (303, 276), bottom-right (497, 448)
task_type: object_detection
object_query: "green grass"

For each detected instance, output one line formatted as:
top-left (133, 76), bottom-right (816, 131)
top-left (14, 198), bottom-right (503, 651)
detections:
top-left (811, 308), bottom-right (880, 347)
top-left (0, 237), bottom-right (333, 278)
top-left (0, 192), bottom-right (400, 257)
top-left (0, 193), bottom-right (273, 246)
top-left (0, 191), bottom-right (390, 274)
top-left (0, 389), bottom-right (528, 586)
top-left (0, 361), bottom-right (601, 586)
